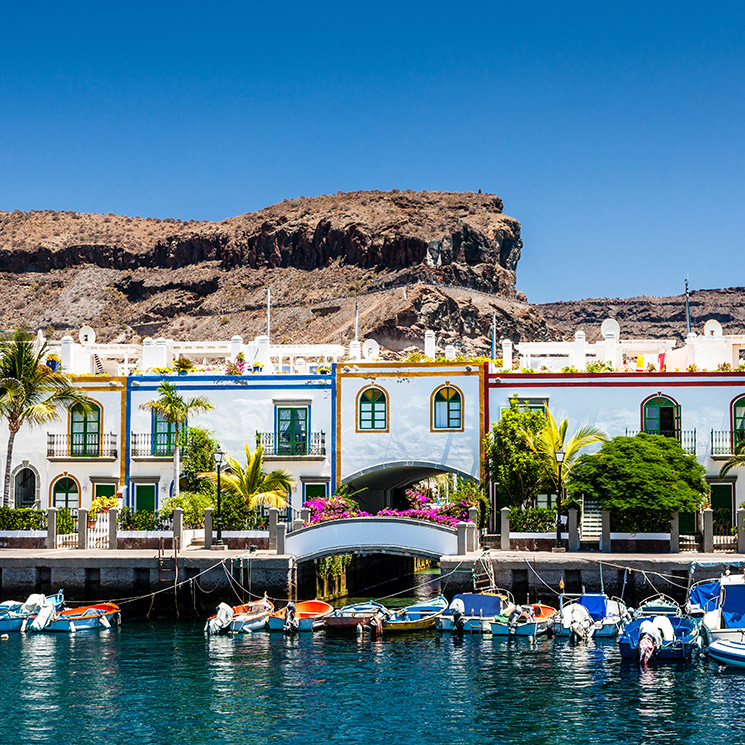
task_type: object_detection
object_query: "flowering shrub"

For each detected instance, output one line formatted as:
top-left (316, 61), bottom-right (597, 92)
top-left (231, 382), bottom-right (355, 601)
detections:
top-left (225, 353), bottom-right (248, 376)
top-left (508, 506), bottom-right (557, 533)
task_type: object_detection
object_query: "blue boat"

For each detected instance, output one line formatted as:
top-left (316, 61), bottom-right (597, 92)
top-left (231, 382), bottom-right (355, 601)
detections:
top-left (383, 595), bottom-right (448, 633)
top-left (701, 574), bottom-right (745, 644)
top-left (618, 615), bottom-right (699, 661)
top-left (708, 639), bottom-right (745, 668)
top-left (685, 580), bottom-right (721, 619)
top-left (552, 593), bottom-right (631, 639)
top-left (28, 602), bottom-right (121, 633)
top-left (436, 592), bottom-right (514, 633)
top-left (0, 590), bottom-right (65, 633)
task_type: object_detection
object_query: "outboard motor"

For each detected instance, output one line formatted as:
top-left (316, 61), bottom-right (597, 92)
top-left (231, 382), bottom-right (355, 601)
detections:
top-left (508, 607), bottom-right (523, 634)
top-left (283, 602), bottom-right (299, 634)
top-left (450, 598), bottom-right (466, 632)
top-left (205, 602), bottom-right (234, 635)
top-left (638, 619), bottom-right (663, 666)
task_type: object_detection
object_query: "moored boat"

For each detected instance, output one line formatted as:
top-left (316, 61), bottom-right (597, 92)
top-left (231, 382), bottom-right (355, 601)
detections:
top-left (267, 600), bottom-right (334, 632)
top-left (617, 615), bottom-right (698, 663)
top-left (634, 594), bottom-right (682, 618)
top-left (436, 592), bottom-right (514, 633)
top-left (383, 595), bottom-right (448, 633)
top-left (708, 638), bottom-right (745, 668)
top-left (29, 602), bottom-right (120, 633)
top-left (205, 594), bottom-right (274, 635)
top-left (552, 593), bottom-right (631, 639)
top-left (323, 601), bottom-right (390, 636)
top-left (701, 572), bottom-right (745, 644)
top-left (490, 603), bottom-right (556, 637)
top-left (0, 590), bottom-right (65, 633)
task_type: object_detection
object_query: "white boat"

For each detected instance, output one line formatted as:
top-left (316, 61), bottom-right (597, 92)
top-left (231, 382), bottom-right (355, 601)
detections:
top-left (436, 592), bottom-right (514, 633)
top-left (204, 594), bottom-right (274, 635)
top-left (708, 638), bottom-right (745, 668)
top-left (490, 603), bottom-right (556, 637)
top-left (702, 572), bottom-right (745, 644)
top-left (551, 593), bottom-right (630, 640)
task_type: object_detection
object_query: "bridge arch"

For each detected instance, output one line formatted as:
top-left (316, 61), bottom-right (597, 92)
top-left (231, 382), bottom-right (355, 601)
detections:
top-left (284, 516), bottom-right (458, 562)
top-left (341, 460), bottom-right (478, 513)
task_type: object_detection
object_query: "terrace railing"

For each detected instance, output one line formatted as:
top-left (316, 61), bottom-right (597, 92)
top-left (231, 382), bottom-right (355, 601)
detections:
top-left (131, 433), bottom-right (177, 458)
top-left (47, 433), bottom-right (118, 459)
top-left (625, 429), bottom-right (696, 455)
top-left (711, 430), bottom-right (745, 457)
top-left (256, 432), bottom-right (326, 457)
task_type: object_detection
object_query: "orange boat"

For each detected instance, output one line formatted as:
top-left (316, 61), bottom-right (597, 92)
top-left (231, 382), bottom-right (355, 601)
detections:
top-left (489, 603), bottom-right (557, 636)
top-left (267, 600), bottom-right (334, 632)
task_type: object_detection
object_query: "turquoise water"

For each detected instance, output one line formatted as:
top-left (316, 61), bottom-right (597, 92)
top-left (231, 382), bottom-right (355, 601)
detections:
top-left (2, 622), bottom-right (745, 745)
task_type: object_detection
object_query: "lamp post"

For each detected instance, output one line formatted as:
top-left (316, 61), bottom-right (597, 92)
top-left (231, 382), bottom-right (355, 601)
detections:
top-left (214, 449), bottom-right (225, 546)
top-left (555, 448), bottom-right (565, 549)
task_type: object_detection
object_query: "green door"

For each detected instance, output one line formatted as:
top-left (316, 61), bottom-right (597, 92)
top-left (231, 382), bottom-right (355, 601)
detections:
top-left (679, 512), bottom-right (696, 534)
top-left (734, 397), bottom-right (745, 449)
top-left (643, 396), bottom-right (680, 438)
top-left (711, 483), bottom-right (734, 530)
top-left (71, 403), bottom-right (101, 456)
top-left (95, 483), bottom-right (116, 500)
top-left (277, 408), bottom-right (308, 454)
top-left (52, 477), bottom-right (78, 509)
top-left (135, 484), bottom-right (156, 512)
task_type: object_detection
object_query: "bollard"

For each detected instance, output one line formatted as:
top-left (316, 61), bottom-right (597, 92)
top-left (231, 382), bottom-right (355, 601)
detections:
top-left (173, 507), bottom-right (184, 549)
top-left (456, 522), bottom-right (468, 555)
top-left (601, 510), bottom-right (611, 553)
top-left (466, 521), bottom-right (476, 552)
top-left (300, 508), bottom-right (310, 524)
top-left (46, 507), bottom-right (57, 550)
top-left (703, 508), bottom-right (714, 553)
top-left (276, 523), bottom-right (287, 555)
top-left (109, 507), bottom-right (118, 550)
top-left (500, 507), bottom-right (510, 551)
top-left (78, 508), bottom-right (89, 550)
top-left (670, 512), bottom-right (680, 554)
top-left (204, 508), bottom-right (213, 550)
top-left (739, 510), bottom-right (745, 555)
top-left (568, 508), bottom-right (579, 552)
top-left (292, 519), bottom-right (304, 532)
top-left (269, 508), bottom-right (279, 551)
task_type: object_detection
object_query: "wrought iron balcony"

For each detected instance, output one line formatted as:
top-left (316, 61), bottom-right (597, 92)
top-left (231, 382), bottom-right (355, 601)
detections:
top-left (47, 433), bottom-right (118, 459)
top-left (711, 430), bottom-right (745, 457)
top-left (256, 431), bottom-right (326, 457)
top-left (131, 433), bottom-right (177, 458)
top-left (625, 429), bottom-right (697, 455)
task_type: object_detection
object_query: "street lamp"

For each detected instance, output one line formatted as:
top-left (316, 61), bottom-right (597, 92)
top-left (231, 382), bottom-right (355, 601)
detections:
top-left (555, 448), bottom-right (565, 549)
top-left (214, 449), bottom-right (225, 546)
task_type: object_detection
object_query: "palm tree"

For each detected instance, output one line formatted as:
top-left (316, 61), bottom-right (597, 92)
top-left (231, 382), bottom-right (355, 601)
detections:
top-left (0, 328), bottom-right (92, 506)
top-left (720, 440), bottom-right (745, 477)
top-left (522, 408), bottom-right (608, 496)
top-left (202, 444), bottom-right (294, 509)
top-left (140, 381), bottom-right (213, 500)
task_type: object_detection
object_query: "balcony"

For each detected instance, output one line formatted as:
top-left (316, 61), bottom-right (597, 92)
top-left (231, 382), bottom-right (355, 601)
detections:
top-left (711, 430), bottom-right (745, 458)
top-left (625, 429), bottom-right (697, 455)
top-left (131, 433), bottom-right (176, 459)
top-left (47, 433), bottom-right (118, 460)
top-left (256, 432), bottom-right (326, 459)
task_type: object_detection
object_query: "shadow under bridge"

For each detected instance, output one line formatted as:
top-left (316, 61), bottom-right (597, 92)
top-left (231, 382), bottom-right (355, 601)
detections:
top-left (284, 516), bottom-right (458, 562)
top-left (342, 460), bottom-right (477, 514)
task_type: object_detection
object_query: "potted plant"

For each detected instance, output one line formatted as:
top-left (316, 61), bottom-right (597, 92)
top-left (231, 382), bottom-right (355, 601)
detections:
top-left (172, 356), bottom-right (196, 375)
top-left (89, 495), bottom-right (119, 526)
top-left (252, 361), bottom-right (265, 373)
top-left (45, 353), bottom-right (61, 372)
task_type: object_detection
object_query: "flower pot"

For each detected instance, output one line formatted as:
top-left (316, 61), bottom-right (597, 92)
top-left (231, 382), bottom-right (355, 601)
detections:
top-left (46, 360), bottom-right (60, 372)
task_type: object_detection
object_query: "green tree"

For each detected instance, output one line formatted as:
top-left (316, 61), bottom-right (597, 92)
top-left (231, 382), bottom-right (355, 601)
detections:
top-left (522, 408), bottom-right (608, 497)
top-left (567, 434), bottom-right (708, 518)
top-left (139, 381), bottom-right (213, 500)
top-left (484, 397), bottom-right (546, 508)
top-left (0, 329), bottom-right (91, 506)
top-left (180, 426), bottom-right (219, 493)
top-left (202, 444), bottom-right (294, 509)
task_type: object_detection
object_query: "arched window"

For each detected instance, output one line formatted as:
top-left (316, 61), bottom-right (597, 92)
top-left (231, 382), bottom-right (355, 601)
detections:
top-left (52, 476), bottom-right (78, 510)
top-left (14, 467), bottom-right (36, 508)
top-left (733, 395), bottom-right (745, 448)
top-left (358, 387), bottom-right (387, 431)
top-left (432, 386), bottom-right (463, 430)
top-left (70, 401), bottom-right (101, 457)
top-left (153, 411), bottom-right (178, 456)
top-left (642, 395), bottom-right (680, 437)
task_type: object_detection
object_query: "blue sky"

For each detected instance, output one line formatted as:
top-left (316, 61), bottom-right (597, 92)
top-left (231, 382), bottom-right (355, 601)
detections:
top-left (2, 2), bottom-right (744, 303)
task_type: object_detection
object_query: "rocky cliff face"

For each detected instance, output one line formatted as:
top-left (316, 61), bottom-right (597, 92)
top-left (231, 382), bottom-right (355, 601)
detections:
top-left (0, 190), bottom-right (559, 354)
top-left (537, 287), bottom-right (745, 341)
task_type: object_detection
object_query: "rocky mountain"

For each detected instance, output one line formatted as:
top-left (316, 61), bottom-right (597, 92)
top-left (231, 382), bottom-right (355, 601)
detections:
top-left (0, 191), bottom-right (560, 355)
top-left (537, 287), bottom-right (745, 342)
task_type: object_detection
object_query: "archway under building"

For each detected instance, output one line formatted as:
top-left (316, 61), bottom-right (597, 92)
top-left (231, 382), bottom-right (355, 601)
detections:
top-left (341, 461), bottom-right (478, 514)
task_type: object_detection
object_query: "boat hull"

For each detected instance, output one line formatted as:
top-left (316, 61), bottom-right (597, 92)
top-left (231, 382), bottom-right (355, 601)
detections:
top-left (230, 614), bottom-right (270, 633)
top-left (708, 639), bottom-right (745, 668)
top-left (436, 616), bottom-right (490, 633)
top-left (32, 604), bottom-right (120, 633)
top-left (490, 620), bottom-right (548, 636)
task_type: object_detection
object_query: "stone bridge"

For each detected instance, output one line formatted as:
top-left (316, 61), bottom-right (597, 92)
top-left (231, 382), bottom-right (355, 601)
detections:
top-left (281, 516), bottom-right (465, 561)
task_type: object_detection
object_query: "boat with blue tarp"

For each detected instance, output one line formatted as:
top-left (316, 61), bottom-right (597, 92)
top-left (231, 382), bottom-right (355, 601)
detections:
top-left (552, 593), bottom-right (630, 639)
top-left (702, 572), bottom-right (745, 644)
top-left (686, 580), bottom-right (721, 619)
top-left (618, 615), bottom-right (699, 662)
top-left (436, 592), bottom-right (514, 633)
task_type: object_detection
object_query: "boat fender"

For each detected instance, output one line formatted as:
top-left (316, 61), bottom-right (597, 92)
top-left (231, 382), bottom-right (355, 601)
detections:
top-left (99, 614), bottom-right (111, 629)
top-left (20, 618), bottom-right (28, 633)
top-left (69, 621), bottom-right (76, 634)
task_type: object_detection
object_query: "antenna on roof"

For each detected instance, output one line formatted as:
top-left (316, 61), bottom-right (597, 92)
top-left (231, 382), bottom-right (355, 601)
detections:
top-left (685, 277), bottom-right (691, 336)
top-left (355, 298), bottom-right (359, 342)
top-left (491, 312), bottom-right (496, 361)
top-left (266, 288), bottom-right (271, 342)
